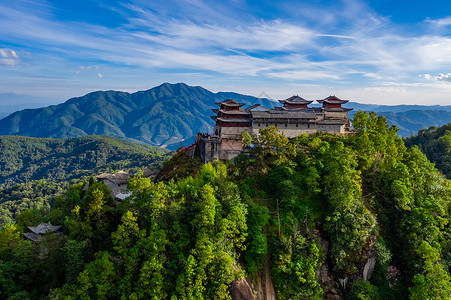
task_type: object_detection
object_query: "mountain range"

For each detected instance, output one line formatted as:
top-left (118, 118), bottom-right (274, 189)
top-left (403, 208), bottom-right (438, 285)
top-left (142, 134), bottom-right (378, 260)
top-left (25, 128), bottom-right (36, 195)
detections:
top-left (0, 83), bottom-right (275, 149)
top-left (0, 83), bottom-right (450, 148)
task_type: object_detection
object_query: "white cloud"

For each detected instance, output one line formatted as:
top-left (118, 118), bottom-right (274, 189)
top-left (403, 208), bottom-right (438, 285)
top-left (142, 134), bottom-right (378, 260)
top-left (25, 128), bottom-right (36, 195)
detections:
top-left (420, 73), bottom-right (451, 82)
top-left (0, 49), bottom-right (19, 66)
top-left (420, 74), bottom-right (432, 80)
top-left (97, 73), bottom-right (103, 78)
top-left (436, 73), bottom-right (451, 82)
top-left (425, 16), bottom-right (451, 27)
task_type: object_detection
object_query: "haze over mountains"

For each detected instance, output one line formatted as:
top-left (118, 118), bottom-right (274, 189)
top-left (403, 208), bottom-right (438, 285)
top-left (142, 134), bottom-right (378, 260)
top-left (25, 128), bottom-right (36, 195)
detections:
top-left (0, 83), bottom-right (450, 149)
top-left (0, 93), bottom-right (60, 120)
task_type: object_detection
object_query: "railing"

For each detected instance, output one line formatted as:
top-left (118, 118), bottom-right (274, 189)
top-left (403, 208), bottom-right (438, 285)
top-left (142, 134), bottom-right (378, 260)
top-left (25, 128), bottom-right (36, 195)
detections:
top-left (180, 141), bottom-right (198, 153)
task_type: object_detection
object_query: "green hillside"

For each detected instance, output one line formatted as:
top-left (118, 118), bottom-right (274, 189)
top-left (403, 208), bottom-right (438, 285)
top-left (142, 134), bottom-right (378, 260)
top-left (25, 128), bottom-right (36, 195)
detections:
top-left (376, 110), bottom-right (451, 137)
top-left (0, 180), bottom-right (66, 227)
top-left (405, 123), bottom-right (451, 177)
top-left (0, 135), bottom-right (170, 188)
top-left (1, 113), bottom-right (450, 299)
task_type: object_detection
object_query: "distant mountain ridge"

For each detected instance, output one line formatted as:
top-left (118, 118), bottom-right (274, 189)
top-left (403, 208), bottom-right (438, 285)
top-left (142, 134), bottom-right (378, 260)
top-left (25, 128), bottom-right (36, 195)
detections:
top-left (1, 83), bottom-right (450, 145)
top-left (0, 93), bottom-right (60, 120)
top-left (0, 83), bottom-right (275, 149)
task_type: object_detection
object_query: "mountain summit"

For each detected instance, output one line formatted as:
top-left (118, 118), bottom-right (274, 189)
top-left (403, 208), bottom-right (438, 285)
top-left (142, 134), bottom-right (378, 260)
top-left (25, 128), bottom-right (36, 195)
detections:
top-left (0, 83), bottom-right (275, 149)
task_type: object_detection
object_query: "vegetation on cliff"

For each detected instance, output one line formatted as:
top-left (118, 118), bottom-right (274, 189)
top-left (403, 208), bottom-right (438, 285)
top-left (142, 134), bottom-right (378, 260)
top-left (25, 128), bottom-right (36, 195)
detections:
top-left (0, 112), bottom-right (450, 299)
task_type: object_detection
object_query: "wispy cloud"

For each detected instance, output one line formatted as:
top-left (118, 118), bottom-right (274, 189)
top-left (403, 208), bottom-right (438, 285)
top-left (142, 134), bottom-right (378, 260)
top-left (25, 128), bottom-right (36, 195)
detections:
top-left (2, 0), bottom-right (451, 104)
top-left (425, 16), bottom-right (451, 27)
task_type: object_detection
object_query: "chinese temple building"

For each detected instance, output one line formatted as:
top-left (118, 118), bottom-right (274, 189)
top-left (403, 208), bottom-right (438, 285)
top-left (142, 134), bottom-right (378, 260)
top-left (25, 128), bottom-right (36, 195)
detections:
top-left (24, 222), bottom-right (62, 241)
top-left (195, 95), bottom-right (352, 163)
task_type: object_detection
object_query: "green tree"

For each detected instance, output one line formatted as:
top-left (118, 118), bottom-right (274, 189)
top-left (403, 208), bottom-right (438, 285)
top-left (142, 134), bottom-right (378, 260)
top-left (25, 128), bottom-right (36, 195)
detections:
top-left (409, 241), bottom-right (451, 299)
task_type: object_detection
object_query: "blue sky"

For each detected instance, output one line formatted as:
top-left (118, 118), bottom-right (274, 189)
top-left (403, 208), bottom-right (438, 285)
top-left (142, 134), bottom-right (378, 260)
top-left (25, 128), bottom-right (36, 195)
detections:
top-left (2, 0), bottom-right (451, 105)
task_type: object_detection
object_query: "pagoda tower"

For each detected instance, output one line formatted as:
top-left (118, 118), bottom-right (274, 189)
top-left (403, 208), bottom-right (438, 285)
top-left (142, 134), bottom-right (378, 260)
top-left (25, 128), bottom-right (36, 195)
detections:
top-left (211, 99), bottom-right (252, 137)
top-left (317, 96), bottom-right (352, 112)
top-left (316, 96), bottom-right (353, 132)
top-left (279, 95), bottom-right (313, 109)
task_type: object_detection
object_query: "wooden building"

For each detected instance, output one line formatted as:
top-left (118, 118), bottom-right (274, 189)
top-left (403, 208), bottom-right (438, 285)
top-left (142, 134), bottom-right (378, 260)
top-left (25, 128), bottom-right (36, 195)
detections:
top-left (196, 95), bottom-right (352, 163)
top-left (24, 222), bottom-right (62, 241)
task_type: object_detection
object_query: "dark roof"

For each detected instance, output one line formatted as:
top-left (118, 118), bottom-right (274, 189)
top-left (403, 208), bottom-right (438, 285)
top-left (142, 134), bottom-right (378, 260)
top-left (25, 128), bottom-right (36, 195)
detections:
top-left (280, 107), bottom-right (313, 112)
top-left (28, 222), bottom-right (61, 234)
top-left (323, 107), bottom-right (353, 112)
top-left (97, 171), bottom-right (129, 185)
top-left (212, 108), bottom-right (219, 114)
top-left (215, 99), bottom-right (245, 107)
top-left (279, 95), bottom-right (313, 105)
top-left (24, 232), bottom-right (41, 242)
top-left (251, 110), bottom-right (318, 120)
top-left (245, 104), bottom-right (260, 112)
top-left (247, 105), bottom-right (270, 112)
top-left (210, 116), bottom-right (217, 121)
top-left (317, 96), bottom-right (349, 105)
top-left (218, 109), bottom-right (250, 115)
top-left (217, 118), bottom-right (252, 123)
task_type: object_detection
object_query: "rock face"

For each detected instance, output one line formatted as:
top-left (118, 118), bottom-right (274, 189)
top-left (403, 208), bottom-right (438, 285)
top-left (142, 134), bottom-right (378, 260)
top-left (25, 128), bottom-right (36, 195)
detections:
top-left (317, 236), bottom-right (344, 300)
top-left (338, 235), bottom-right (378, 290)
top-left (231, 279), bottom-right (256, 300)
top-left (231, 232), bottom-right (378, 300)
top-left (246, 256), bottom-right (277, 300)
top-left (363, 257), bottom-right (376, 281)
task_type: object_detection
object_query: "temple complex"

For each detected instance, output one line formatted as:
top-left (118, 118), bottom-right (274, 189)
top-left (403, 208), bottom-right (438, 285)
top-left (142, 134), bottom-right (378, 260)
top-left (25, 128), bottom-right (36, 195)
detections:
top-left (195, 95), bottom-right (352, 163)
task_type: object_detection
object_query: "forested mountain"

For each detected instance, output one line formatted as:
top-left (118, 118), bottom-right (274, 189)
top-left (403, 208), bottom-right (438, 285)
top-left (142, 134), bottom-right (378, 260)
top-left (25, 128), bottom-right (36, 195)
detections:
top-left (0, 83), bottom-right (275, 149)
top-left (345, 105), bottom-right (451, 137)
top-left (1, 83), bottom-right (450, 148)
top-left (405, 123), bottom-right (451, 177)
top-left (0, 135), bottom-right (169, 227)
top-left (373, 110), bottom-right (451, 137)
top-left (1, 113), bottom-right (450, 299)
top-left (0, 180), bottom-right (66, 227)
top-left (0, 135), bottom-right (170, 188)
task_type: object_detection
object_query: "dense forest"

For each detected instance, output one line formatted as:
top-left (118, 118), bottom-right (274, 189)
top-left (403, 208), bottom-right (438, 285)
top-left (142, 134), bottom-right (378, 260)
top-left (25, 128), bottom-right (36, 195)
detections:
top-left (405, 123), bottom-right (451, 178)
top-left (0, 135), bottom-right (170, 226)
top-left (0, 135), bottom-right (170, 188)
top-left (1, 112), bottom-right (450, 299)
top-left (0, 180), bottom-right (68, 227)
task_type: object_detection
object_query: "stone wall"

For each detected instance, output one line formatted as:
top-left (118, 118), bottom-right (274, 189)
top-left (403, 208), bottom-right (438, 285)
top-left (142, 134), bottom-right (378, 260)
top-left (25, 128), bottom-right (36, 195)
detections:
top-left (197, 137), bottom-right (220, 163)
top-left (221, 126), bottom-right (252, 139)
top-left (252, 123), bottom-right (346, 137)
top-left (324, 111), bottom-right (348, 119)
top-left (221, 139), bottom-right (243, 151)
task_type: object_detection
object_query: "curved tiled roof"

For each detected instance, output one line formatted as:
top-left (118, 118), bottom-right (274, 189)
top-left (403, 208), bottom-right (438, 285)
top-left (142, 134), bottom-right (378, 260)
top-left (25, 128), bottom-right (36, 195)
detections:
top-left (279, 95), bottom-right (313, 105)
top-left (317, 96), bottom-right (349, 105)
top-left (215, 99), bottom-right (245, 107)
